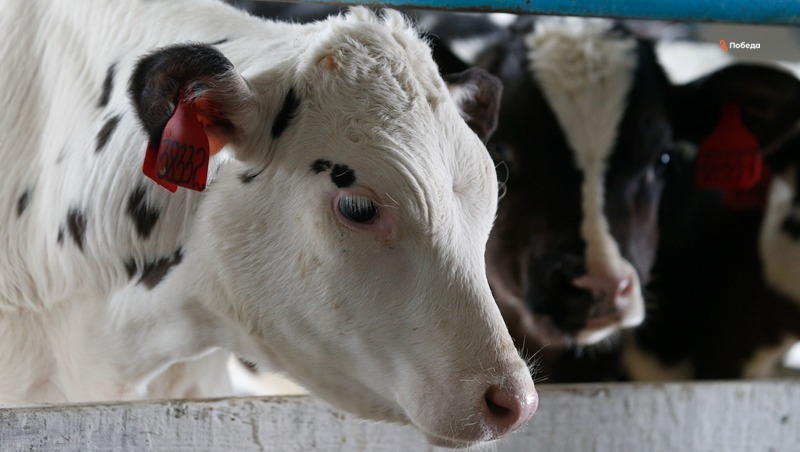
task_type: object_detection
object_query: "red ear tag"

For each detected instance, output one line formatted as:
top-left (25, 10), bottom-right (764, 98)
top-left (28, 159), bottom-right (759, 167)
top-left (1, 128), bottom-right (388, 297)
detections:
top-left (723, 165), bottom-right (771, 211)
top-left (695, 103), bottom-right (763, 190)
top-left (142, 94), bottom-right (210, 192)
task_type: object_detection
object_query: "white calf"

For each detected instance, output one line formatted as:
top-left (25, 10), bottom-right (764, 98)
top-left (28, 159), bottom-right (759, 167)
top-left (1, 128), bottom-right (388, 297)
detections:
top-left (0, 0), bottom-right (536, 447)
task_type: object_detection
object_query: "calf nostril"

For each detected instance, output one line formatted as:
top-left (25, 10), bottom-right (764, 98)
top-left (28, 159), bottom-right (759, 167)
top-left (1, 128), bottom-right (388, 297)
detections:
top-left (486, 390), bottom-right (513, 418)
top-left (615, 275), bottom-right (634, 307)
top-left (483, 385), bottom-right (537, 437)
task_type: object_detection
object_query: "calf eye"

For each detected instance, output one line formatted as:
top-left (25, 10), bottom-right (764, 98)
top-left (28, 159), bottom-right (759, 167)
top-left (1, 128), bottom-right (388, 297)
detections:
top-left (654, 151), bottom-right (672, 176)
top-left (338, 195), bottom-right (378, 223)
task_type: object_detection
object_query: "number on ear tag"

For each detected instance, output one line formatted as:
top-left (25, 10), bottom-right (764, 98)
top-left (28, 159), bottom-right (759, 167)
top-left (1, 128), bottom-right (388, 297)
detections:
top-left (142, 93), bottom-right (210, 192)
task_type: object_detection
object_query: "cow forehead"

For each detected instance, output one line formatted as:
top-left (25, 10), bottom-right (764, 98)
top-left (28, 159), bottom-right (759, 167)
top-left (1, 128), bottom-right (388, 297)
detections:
top-left (525, 18), bottom-right (637, 171)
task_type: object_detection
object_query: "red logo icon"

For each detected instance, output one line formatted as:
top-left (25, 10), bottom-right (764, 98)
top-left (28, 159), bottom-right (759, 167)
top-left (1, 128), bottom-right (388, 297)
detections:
top-left (720, 40), bottom-right (728, 52)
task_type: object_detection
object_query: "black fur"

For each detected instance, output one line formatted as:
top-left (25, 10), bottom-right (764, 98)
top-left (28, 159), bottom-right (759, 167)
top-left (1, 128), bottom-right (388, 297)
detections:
top-left (98, 63), bottom-right (116, 108)
top-left (330, 164), bottom-right (356, 188)
top-left (124, 258), bottom-right (137, 279)
top-left (17, 189), bottom-right (30, 217)
top-left (271, 88), bottom-right (300, 139)
top-left (139, 249), bottom-right (183, 289)
top-left (57, 227), bottom-right (64, 246)
top-left (311, 159), bottom-right (333, 174)
top-left (126, 185), bottom-right (160, 239)
top-left (66, 208), bottom-right (87, 251)
top-left (96, 115), bottom-right (121, 152)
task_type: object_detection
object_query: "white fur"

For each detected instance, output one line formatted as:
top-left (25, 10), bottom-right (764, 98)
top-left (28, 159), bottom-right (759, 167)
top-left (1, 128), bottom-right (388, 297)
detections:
top-left (760, 167), bottom-right (800, 304)
top-left (0, 0), bottom-right (533, 446)
top-left (526, 18), bottom-right (645, 341)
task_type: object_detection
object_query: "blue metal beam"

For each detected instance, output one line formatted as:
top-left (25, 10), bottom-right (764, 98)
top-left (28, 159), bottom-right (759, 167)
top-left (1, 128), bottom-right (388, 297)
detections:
top-left (293, 0), bottom-right (800, 25)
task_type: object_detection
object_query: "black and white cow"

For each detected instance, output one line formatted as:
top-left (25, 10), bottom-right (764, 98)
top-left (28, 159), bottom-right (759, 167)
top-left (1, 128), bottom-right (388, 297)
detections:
top-left (624, 62), bottom-right (800, 380)
top-left (0, 0), bottom-right (537, 447)
top-left (471, 17), bottom-right (800, 381)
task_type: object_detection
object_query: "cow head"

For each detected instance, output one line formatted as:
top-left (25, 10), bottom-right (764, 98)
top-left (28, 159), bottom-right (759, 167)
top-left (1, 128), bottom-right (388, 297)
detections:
top-left (477, 18), bottom-right (666, 349)
top-left (474, 15), bottom-right (800, 362)
top-left (129, 8), bottom-right (535, 447)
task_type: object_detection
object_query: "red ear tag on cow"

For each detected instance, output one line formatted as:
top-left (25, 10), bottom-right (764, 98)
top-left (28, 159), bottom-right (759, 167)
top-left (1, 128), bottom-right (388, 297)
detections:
top-left (695, 103), bottom-right (763, 190)
top-left (143, 96), bottom-right (211, 192)
top-left (723, 165), bottom-right (771, 211)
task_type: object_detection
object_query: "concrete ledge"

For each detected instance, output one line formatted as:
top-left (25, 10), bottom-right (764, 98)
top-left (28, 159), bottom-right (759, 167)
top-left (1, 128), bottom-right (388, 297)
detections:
top-left (2, 381), bottom-right (799, 451)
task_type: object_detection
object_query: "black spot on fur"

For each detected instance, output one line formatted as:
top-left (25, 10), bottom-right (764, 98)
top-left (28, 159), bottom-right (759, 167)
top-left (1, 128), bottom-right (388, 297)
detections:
top-left (271, 88), bottom-right (300, 139)
top-left (331, 164), bottom-right (356, 188)
top-left (96, 115), bottom-right (121, 152)
top-left (209, 38), bottom-right (229, 46)
top-left (124, 258), bottom-right (137, 279)
top-left (311, 159), bottom-right (333, 174)
top-left (139, 249), bottom-right (183, 289)
top-left (67, 208), bottom-right (87, 251)
top-left (98, 64), bottom-right (115, 108)
top-left (57, 227), bottom-right (64, 246)
top-left (127, 185), bottom-right (160, 239)
top-left (17, 189), bottom-right (30, 217)
top-left (240, 171), bottom-right (257, 183)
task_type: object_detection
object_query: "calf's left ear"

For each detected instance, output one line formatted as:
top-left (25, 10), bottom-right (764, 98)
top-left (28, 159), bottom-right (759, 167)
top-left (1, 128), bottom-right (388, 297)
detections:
top-left (672, 64), bottom-right (800, 150)
top-left (444, 68), bottom-right (503, 142)
top-left (129, 44), bottom-right (257, 191)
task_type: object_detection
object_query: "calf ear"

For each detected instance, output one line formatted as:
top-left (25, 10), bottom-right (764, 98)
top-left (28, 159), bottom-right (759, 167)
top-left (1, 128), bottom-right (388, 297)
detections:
top-left (672, 64), bottom-right (800, 150)
top-left (428, 35), bottom-right (470, 75)
top-left (444, 67), bottom-right (503, 142)
top-left (128, 43), bottom-right (256, 158)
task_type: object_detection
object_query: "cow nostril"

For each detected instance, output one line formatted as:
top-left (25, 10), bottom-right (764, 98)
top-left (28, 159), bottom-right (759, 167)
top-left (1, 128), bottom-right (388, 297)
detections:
top-left (614, 274), bottom-right (636, 309)
top-left (486, 391), bottom-right (513, 418)
top-left (482, 385), bottom-right (537, 437)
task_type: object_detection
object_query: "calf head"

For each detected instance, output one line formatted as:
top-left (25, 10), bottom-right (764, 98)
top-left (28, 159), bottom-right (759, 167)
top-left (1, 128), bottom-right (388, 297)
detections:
top-left (475, 15), bottom-right (800, 360)
top-left (129, 9), bottom-right (534, 447)
top-left (478, 18), bottom-right (668, 348)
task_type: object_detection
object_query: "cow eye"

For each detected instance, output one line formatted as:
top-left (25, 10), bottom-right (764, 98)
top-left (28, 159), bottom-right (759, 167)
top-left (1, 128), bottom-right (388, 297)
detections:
top-left (338, 195), bottom-right (378, 223)
top-left (654, 150), bottom-right (672, 176)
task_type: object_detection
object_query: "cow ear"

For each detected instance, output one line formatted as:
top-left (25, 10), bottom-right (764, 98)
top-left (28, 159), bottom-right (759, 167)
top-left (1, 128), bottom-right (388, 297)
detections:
top-left (128, 43), bottom-right (257, 158)
top-left (672, 64), bottom-right (800, 150)
top-left (428, 35), bottom-right (471, 75)
top-left (444, 67), bottom-right (503, 142)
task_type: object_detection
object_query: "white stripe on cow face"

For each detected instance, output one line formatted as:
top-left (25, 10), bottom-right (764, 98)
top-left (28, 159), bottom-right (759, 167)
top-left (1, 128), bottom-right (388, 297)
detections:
top-left (525, 18), bottom-right (644, 337)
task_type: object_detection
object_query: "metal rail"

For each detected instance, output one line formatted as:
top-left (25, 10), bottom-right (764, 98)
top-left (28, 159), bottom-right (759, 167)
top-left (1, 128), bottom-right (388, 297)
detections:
top-left (269, 0), bottom-right (800, 25)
